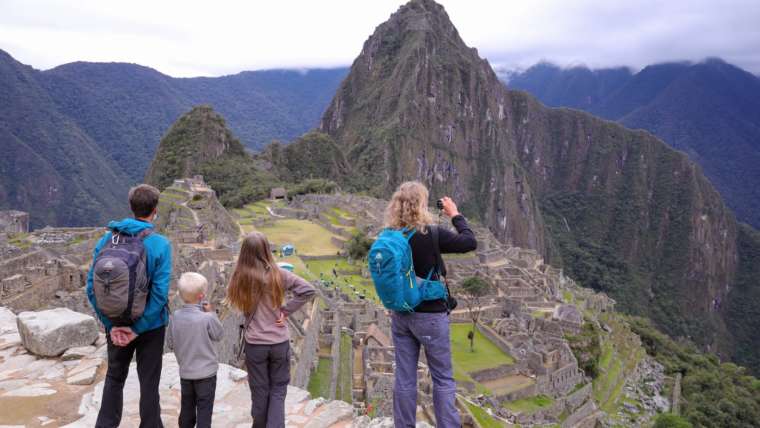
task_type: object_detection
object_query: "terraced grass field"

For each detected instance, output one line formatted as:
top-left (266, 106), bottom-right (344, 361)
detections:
top-left (450, 323), bottom-right (515, 373)
top-left (304, 258), bottom-right (379, 303)
top-left (593, 313), bottom-right (645, 414)
top-left (465, 401), bottom-right (506, 428)
top-left (503, 394), bottom-right (553, 414)
top-left (307, 356), bottom-right (332, 399)
top-left (256, 219), bottom-right (342, 256)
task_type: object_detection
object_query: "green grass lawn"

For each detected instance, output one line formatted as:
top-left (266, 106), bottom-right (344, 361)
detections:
top-left (305, 258), bottom-right (379, 303)
top-left (322, 208), bottom-right (358, 235)
top-left (331, 207), bottom-right (352, 218)
top-left (8, 233), bottom-right (32, 249)
top-left (442, 252), bottom-right (478, 260)
top-left (451, 324), bottom-right (515, 373)
top-left (503, 395), bottom-right (554, 414)
top-left (465, 401), bottom-right (505, 428)
top-left (307, 356), bottom-right (332, 399)
top-left (337, 333), bottom-right (353, 403)
top-left (276, 255), bottom-right (315, 280)
top-left (256, 219), bottom-right (342, 256)
top-left (453, 366), bottom-right (491, 395)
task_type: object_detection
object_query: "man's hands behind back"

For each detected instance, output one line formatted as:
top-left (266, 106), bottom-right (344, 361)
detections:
top-left (110, 326), bottom-right (138, 347)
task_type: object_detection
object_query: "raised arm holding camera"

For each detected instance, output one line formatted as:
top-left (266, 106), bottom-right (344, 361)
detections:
top-left (372, 181), bottom-right (477, 428)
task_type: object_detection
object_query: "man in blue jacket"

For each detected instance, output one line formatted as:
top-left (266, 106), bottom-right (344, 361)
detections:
top-left (86, 184), bottom-right (172, 428)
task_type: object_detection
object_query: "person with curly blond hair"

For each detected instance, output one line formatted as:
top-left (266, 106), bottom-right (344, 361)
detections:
top-left (384, 181), bottom-right (477, 427)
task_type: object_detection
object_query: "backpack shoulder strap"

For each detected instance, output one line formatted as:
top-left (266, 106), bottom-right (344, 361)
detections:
top-left (137, 229), bottom-right (153, 239)
top-left (431, 226), bottom-right (447, 278)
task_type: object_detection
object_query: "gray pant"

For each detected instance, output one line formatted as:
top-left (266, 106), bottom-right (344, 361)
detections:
top-left (391, 312), bottom-right (461, 428)
top-left (244, 341), bottom-right (290, 428)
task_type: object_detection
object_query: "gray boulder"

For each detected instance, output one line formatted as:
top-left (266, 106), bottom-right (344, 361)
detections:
top-left (0, 307), bottom-right (17, 335)
top-left (17, 308), bottom-right (99, 357)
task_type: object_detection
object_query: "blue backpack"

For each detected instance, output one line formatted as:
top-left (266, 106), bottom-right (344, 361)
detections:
top-left (368, 227), bottom-right (448, 312)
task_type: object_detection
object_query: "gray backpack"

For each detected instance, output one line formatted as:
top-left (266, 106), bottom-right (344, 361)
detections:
top-left (92, 230), bottom-right (152, 326)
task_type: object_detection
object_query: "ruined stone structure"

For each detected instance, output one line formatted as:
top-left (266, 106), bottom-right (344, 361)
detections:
top-left (172, 175), bottom-right (213, 195)
top-left (0, 210), bottom-right (29, 234)
top-left (270, 187), bottom-right (287, 200)
top-left (0, 225), bottom-right (99, 314)
top-left (2, 189), bottom-right (659, 427)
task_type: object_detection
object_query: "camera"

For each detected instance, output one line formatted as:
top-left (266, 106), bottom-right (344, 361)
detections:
top-left (436, 199), bottom-right (444, 210)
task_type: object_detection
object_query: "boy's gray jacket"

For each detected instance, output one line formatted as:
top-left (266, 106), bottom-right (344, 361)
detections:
top-left (167, 304), bottom-right (224, 380)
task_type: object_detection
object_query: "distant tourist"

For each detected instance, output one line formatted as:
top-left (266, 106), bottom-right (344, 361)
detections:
top-left (225, 232), bottom-right (316, 428)
top-left (167, 272), bottom-right (224, 428)
top-left (383, 181), bottom-right (477, 427)
top-left (86, 184), bottom-right (172, 428)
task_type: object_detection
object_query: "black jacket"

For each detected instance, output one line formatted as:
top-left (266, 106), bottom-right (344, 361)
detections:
top-left (409, 215), bottom-right (477, 312)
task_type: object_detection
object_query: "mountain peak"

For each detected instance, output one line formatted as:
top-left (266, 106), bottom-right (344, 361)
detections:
top-left (145, 105), bottom-right (246, 190)
top-left (305, 0), bottom-right (740, 366)
top-left (349, 0), bottom-right (473, 76)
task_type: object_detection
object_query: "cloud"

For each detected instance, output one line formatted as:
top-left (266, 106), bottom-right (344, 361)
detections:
top-left (1, 0), bottom-right (759, 76)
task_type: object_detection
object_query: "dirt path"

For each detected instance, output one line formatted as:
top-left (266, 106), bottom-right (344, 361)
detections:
top-left (180, 199), bottom-right (201, 226)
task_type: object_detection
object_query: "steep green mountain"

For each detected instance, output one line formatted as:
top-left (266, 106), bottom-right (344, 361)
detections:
top-left (39, 62), bottom-right (347, 181)
top-left (507, 60), bottom-right (760, 229)
top-left (145, 105), bottom-right (278, 207)
top-left (0, 50), bottom-right (130, 228)
top-left (266, 0), bottom-right (759, 372)
top-left (0, 48), bottom-right (345, 227)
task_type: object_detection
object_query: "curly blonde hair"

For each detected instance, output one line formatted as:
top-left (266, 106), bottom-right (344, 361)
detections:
top-left (384, 181), bottom-right (434, 233)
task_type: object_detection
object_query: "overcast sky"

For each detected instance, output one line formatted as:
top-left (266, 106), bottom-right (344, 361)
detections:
top-left (1, 0), bottom-right (759, 77)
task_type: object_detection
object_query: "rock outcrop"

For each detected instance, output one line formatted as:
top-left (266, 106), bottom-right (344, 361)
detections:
top-left (17, 308), bottom-right (98, 357)
top-left (0, 307), bottom-right (380, 427)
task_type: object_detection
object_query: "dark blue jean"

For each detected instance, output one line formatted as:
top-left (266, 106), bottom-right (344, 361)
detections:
top-left (391, 312), bottom-right (461, 427)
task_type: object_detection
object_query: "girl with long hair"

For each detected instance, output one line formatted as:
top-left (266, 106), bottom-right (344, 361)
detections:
top-left (385, 181), bottom-right (477, 428)
top-left (225, 232), bottom-right (315, 428)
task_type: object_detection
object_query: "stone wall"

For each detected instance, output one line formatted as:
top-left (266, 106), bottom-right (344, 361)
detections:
top-left (561, 399), bottom-right (598, 428)
top-left (329, 310), bottom-right (342, 399)
top-left (1, 258), bottom-right (86, 312)
top-left (0, 210), bottom-right (29, 234)
top-left (292, 300), bottom-right (322, 389)
top-left (544, 363), bottom-right (583, 397)
top-left (477, 323), bottom-right (517, 358)
top-left (470, 364), bottom-right (517, 383)
top-left (564, 383), bottom-right (592, 412)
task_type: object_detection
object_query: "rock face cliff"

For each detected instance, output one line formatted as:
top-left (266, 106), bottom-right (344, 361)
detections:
top-left (508, 60), bottom-right (760, 230)
top-left (275, 0), bottom-right (743, 355)
top-left (318, 0), bottom-right (546, 251)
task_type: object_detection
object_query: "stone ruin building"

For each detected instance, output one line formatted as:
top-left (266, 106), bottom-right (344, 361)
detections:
top-left (269, 193), bottom-right (606, 426)
top-left (172, 175), bottom-right (213, 195)
top-left (0, 190), bottom-right (649, 427)
top-left (270, 187), bottom-right (287, 200)
top-left (0, 210), bottom-right (29, 235)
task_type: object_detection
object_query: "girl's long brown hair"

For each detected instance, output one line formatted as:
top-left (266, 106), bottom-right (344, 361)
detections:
top-left (225, 232), bottom-right (284, 313)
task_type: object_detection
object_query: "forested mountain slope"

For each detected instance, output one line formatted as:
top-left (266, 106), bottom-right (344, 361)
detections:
top-left (263, 0), bottom-right (759, 374)
top-left (0, 48), bottom-right (345, 227)
top-left (507, 60), bottom-right (760, 229)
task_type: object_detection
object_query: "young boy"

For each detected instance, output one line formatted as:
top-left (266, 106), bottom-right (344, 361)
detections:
top-left (167, 272), bottom-right (224, 428)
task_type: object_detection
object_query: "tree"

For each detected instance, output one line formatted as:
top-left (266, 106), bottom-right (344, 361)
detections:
top-left (347, 230), bottom-right (374, 260)
top-left (460, 276), bottom-right (491, 352)
top-left (653, 413), bottom-right (692, 428)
